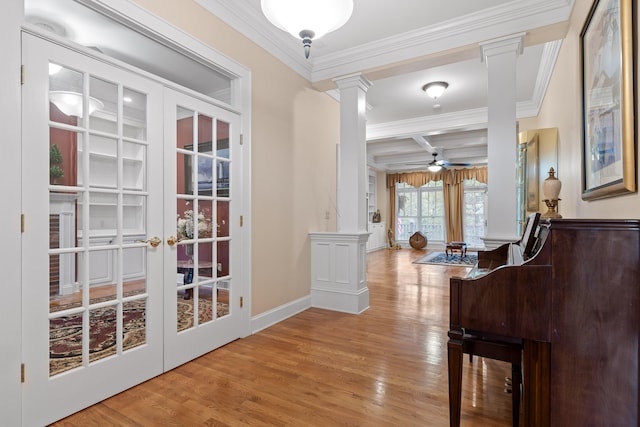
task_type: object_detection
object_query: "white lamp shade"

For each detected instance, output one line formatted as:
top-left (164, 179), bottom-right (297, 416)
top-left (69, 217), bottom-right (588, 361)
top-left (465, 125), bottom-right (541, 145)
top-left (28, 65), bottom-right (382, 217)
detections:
top-left (50, 91), bottom-right (104, 118)
top-left (261, 0), bottom-right (354, 40)
top-left (427, 164), bottom-right (442, 172)
top-left (422, 81), bottom-right (449, 99)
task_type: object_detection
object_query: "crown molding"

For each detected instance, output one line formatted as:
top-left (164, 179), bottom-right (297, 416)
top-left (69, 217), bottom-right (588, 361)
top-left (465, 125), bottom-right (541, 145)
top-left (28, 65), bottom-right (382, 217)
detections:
top-left (194, 0), bottom-right (313, 79)
top-left (367, 108), bottom-right (489, 141)
top-left (311, 0), bottom-right (573, 83)
top-left (193, 0), bottom-right (573, 85)
top-left (366, 96), bottom-right (554, 142)
top-left (365, 36), bottom-right (561, 140)
top-left (529, 39), bottom-right (563, 116)
top-left (194, 0), bottom-right (568, 146)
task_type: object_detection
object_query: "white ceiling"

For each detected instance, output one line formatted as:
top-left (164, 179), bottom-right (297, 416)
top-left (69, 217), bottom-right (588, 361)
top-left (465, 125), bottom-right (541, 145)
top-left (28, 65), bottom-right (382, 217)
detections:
top-left (196, 0), bottom-right (574, 172)
top-left (26, 0), bottom-right (575, 172)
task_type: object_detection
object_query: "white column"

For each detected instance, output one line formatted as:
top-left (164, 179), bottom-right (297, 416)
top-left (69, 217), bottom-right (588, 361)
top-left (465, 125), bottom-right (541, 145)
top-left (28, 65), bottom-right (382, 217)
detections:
top-left (335, 74), bottom-right (371, 233)
top-left (480, 34), bottom-right (524, 249)
top-left (308, 74), bottom-right (371, 314)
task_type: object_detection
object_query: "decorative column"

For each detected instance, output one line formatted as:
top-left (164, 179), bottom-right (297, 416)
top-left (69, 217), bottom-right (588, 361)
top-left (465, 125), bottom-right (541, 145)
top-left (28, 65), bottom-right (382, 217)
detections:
top-left (480, 34), bottom-right (524, 249)
top-left (335, 73), bottom-right (371, 233)
top-left (309, 73), bottom-right (371, 314)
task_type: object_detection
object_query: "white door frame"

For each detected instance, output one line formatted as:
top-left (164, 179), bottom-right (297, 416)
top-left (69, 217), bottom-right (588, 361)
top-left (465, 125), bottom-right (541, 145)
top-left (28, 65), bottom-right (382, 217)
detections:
top-left (0, 1), bottom-right (24, 425)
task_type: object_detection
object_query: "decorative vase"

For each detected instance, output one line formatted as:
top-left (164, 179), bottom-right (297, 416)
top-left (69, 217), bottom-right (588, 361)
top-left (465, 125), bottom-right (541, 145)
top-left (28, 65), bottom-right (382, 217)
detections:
top-left (541, 167), bottom-right (562, 218)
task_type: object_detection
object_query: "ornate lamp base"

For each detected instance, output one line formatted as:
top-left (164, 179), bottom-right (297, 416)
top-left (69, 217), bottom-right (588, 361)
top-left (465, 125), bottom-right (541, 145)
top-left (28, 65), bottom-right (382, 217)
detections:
top-left (541, 199), bottom-right (562, 218)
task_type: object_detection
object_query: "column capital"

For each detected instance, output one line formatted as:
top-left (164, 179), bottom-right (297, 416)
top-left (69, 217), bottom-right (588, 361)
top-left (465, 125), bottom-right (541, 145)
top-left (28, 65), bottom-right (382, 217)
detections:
top-left (333, 73), bottom-right (372, 92)
top-left (479, 33), bottom-right (525, 64)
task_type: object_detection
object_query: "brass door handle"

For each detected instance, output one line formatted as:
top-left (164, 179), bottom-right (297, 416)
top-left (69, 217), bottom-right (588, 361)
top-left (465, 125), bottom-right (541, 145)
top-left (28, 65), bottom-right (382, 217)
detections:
top-left (167, 235), bottom-right (177, 247)
top-left (136, 236), bottom-right (162, 247)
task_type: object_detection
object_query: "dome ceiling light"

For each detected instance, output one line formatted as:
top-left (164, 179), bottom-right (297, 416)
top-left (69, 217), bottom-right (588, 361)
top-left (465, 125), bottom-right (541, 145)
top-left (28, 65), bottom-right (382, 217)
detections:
top-left (422, 81), bottom-right (449, 100)
top-left (49, 91), bottom-right (104, 118)
top-left (261, 0), bottom-right (354, 59)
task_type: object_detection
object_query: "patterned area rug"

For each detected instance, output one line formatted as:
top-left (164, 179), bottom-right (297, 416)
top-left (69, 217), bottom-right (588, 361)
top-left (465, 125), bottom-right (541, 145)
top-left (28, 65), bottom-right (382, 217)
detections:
top-left (413, 251), bottom-right (478, 266)
top-left (49, 297), bottom-right (228, 376)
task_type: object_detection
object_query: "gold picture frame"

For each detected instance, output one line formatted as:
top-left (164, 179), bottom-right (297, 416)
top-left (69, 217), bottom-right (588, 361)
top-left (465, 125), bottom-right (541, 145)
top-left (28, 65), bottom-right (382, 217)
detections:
top-left (580, 0), bottom-right (636, 200)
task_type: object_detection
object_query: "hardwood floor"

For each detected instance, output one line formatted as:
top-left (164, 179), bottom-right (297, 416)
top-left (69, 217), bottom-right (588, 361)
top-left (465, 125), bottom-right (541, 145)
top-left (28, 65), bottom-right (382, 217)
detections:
top-left (52, 249), bottom-right (515, 426)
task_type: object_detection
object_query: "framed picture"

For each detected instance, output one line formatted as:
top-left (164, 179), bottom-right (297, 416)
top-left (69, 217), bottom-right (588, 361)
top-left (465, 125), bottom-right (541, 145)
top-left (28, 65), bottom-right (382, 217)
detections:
top-left (580, 0), bottom-right (635, 200)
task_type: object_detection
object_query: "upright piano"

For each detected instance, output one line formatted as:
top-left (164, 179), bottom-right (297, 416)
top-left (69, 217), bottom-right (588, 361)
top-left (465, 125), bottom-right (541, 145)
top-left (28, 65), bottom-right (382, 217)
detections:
top-left (448, 219), bottom-right (640, 426)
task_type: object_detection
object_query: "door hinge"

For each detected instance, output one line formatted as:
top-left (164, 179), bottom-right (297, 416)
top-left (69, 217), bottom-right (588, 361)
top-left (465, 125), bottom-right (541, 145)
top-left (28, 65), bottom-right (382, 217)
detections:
top-left (21, 65), bottom-right (25, 85)
top-left (240, 134), bottom-right (243, 145)
top-left (21, 214), bottom-right (25, 233)
top-left (21, 364), bottom-right (25, 383)
top-left (240, 296), bottom-right (243, 308)
top-left (240, 215), bottom-right (243, 227)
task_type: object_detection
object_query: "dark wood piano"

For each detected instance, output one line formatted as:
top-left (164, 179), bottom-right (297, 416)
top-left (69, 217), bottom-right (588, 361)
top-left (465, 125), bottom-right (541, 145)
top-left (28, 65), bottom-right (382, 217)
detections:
top-left (448, 219), bottom-right (640, 426)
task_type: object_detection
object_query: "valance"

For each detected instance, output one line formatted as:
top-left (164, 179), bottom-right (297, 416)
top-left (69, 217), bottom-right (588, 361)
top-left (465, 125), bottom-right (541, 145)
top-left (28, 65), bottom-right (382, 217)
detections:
top-left (386, 167), bottom-right (487, 188)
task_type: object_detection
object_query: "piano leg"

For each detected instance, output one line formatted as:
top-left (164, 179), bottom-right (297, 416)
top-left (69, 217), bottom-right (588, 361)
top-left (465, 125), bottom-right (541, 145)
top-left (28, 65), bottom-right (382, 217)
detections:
top-left (512, 363), bottom-right (522, 427)
top-left (447, 337), bottom-right (464, 427)
top-left (523, 340), bottom-right (551, 427)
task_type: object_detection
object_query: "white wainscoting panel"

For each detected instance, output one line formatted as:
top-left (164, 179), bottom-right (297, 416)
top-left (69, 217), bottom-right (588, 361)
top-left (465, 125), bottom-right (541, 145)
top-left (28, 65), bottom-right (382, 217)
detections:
top-left (309, 232), bottom-right (370, 314)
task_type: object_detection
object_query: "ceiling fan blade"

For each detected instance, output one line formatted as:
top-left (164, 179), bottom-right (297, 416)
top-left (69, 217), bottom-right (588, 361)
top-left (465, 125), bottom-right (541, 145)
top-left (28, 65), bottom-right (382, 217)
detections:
top-left (441, 160), bottom-right (471, 167)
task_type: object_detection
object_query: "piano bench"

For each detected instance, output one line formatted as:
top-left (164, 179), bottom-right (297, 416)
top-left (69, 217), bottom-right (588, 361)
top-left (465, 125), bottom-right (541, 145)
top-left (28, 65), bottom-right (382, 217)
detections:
top-left (449, 335), bottom-right (523, 427)
top-left (464, 334), bottom-right (523, 365)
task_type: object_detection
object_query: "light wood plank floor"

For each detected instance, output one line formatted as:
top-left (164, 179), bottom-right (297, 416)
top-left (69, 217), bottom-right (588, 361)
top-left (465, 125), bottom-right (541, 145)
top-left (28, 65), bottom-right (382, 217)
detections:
top-left (52, 248), bottom-right (515, 426)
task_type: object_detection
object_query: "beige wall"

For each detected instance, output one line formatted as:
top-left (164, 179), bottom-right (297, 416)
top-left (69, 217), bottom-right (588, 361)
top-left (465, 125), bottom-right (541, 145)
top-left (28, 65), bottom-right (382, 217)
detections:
top-left (132, 0), bottom-right (340, 315)
top-left (520, 0), bottom-right (640, 219)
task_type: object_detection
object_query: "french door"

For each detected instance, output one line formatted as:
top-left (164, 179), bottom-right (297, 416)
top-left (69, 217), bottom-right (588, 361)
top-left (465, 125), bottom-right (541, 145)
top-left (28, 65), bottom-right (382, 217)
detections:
top-left (162, 89), bottom-right (242, 369)
top-left (22, 32), bottom-right (244, 426)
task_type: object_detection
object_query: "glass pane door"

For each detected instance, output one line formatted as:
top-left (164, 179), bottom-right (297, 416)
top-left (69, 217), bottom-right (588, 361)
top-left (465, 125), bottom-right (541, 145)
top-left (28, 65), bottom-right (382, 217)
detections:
top-left (164, 89), bottom-right (242, 370)
top-left (48, 66), bottom-right (152, 375)
top-left (22, 33), bottom-right (164, 426)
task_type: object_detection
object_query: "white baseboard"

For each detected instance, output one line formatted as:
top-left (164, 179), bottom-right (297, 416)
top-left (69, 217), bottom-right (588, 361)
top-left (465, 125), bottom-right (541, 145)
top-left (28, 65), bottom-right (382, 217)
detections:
top-left (250, 295), bottom-right (312, 334)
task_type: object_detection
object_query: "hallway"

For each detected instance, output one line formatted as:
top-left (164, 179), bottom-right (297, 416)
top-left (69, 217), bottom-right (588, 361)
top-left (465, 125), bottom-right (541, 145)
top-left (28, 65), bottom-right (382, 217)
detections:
top-left (52, 248), bottom-right (514, 426)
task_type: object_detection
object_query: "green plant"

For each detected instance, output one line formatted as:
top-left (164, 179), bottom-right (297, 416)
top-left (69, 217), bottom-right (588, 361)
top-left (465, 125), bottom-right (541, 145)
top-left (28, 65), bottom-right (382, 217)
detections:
top-left (50, 144), bottom-right (64, 181)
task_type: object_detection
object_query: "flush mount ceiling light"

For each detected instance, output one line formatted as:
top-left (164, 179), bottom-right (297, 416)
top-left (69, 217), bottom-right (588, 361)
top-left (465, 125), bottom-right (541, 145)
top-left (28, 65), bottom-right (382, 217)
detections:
top-left (422, 81), bottom-right (449, 100)
top-left (261, 0), bottom-right (354, 59)
top-left (49, 63), bottom-right (62, 75)
top-left (49, 91), bottom-right (104, 118)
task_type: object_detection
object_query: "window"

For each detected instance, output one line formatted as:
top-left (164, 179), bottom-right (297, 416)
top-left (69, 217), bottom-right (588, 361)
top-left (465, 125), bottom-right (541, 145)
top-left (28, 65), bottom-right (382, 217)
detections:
top-left (396, 181), bottom-right (445, 241)
top-left (463, 179), bottom-right (487, 247)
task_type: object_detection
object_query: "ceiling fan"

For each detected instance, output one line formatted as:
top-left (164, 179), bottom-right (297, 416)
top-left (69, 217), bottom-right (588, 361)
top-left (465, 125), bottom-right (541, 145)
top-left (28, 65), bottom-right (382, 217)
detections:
top-left (409, 153), bottom-right (471, 171)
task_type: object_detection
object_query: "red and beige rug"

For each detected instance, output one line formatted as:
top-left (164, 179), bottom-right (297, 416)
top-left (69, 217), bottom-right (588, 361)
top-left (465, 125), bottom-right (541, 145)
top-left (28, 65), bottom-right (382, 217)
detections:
top-left (49, 297), bottom-right (228, 376)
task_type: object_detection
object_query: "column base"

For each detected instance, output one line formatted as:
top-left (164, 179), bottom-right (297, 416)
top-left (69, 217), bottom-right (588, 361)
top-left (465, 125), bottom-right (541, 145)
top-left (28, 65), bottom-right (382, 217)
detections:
top-left (311, 286), bottom-right (370, 314)
top-left (309, 232), bottom-right (370, 314)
